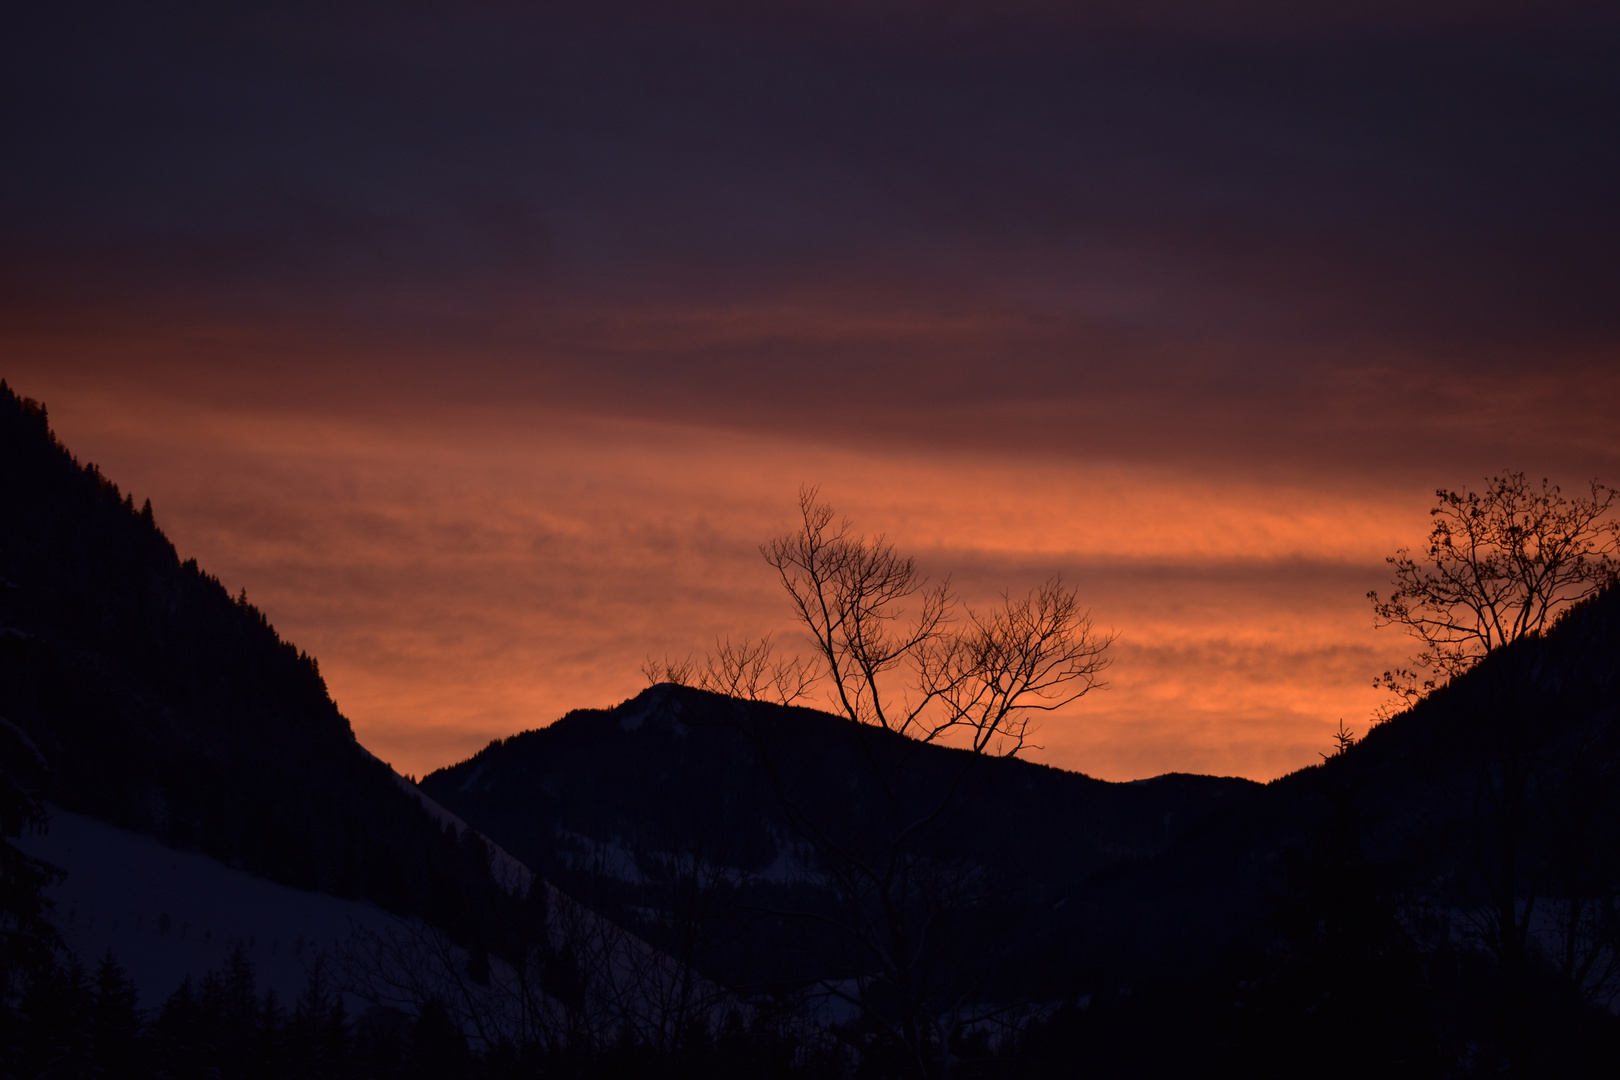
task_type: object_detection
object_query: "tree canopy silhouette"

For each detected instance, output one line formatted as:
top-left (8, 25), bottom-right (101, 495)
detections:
top-left (1369, 471), bottom-right (1618, 711)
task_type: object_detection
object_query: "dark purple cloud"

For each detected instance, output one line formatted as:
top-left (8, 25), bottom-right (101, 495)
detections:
top-left (4, 0), bottom-right (1617, 476)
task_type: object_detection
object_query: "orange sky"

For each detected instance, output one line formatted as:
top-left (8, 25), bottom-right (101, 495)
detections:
top-left (4, 2), bottom-right (1618, 781)
top-left (0, 365), bottom-right (1459, 781)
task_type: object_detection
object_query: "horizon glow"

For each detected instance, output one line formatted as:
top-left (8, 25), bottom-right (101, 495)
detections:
top-left (4, 3), bottom-right (1616, 781)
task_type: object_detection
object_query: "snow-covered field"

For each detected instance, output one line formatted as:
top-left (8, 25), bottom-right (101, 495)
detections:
top-left (16, 806), bottom-right (407, 1009)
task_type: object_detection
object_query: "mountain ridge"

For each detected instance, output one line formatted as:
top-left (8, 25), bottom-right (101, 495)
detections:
top-left (0, 379), bottom-right (516, 939)
top-left (6, 373), bottom-right (1617, 1074)
top-left (421, 683), bottom-right (1262, 996)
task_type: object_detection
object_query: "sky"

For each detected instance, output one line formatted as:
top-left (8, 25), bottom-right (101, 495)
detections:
top-left (4, 1), bottom-right (1618, 781)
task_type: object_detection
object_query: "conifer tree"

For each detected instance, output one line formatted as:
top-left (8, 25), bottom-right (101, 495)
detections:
top-left (90, 951), bottom-right (142, 1073)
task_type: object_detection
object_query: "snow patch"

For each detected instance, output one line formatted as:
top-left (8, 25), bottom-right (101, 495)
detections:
top-left (619, 701), bottom-right (653, 732)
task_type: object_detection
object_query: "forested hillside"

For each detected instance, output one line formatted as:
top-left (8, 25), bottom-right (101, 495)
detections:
top-left (1022, 583), bottom-right (1620, 1075)
top-left (422, 686), bottom-right (1256, 998)
top-left (0, 380), bottom-right (509, 936)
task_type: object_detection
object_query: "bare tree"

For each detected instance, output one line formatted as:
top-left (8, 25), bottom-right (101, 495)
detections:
top-left (1370, 472), bottom-right (1618, 711)
top-left (643, 635), bottom-right (818, 706)
top-left (760, 491), bottom-right (952, 739)
top-left (1363, 475), bottom-right (1620, 1017)
top-left (763, 487), bottom-right (1112, 753)
top-left (746, 488), bottom-right (1112, 1077)
top-left (641, 654), bottom-right (697, 689)
top-left (921, 579), bottom-right (1112, 756)
top-left (632, 488), bottom-right (1113, 1075)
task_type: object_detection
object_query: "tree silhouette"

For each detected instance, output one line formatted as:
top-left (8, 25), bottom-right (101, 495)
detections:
top-left (762, 487), bottom-right (1112, 754)
top-left (671, 487), bottom-right (1115, 1077)
top-left (643, 633), bottom-right (819, 706)
top-left (0, 715), bottom-right (60, 1004)
top-left (1369, 472), bottom-right (1618, 712)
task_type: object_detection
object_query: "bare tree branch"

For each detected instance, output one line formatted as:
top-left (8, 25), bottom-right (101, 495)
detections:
top-left (641, 654), bottom-right (696, 688)
top-left (922, 578), bottom-right (1114, 756)
top-left (695, 634), bottom-right (820, 706)
top-left (761, 486), bottom-right (952, 737)
top-left (763, 487), bottom-right (1112, 757)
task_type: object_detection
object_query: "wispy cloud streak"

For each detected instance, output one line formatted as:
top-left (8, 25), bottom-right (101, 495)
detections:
top-left (3, 1), bottom-right (1616, 777)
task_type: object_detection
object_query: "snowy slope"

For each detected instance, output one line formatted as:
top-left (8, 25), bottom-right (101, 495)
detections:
top-left (16, 806), bottom-right (409, 1009)
top-left (16, 804), bottom-right (736, 1045)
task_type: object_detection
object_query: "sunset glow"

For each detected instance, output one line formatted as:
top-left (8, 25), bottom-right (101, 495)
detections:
top-left (5, 1), bottom-right (1616, 782)
top-left (0, 373), bottom-right (1571, 782)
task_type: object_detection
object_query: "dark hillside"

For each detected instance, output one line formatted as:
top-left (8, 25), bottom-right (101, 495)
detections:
top-left (422, 685), bottom-right (1259, 992)
top-left (425, 588), bottom-right (1620, 1074)
top-left (0, 381), bottom-right (510, 936)
top-left (1034, 583), bottom-right (1620, 1075)
top-left (1091, 581), bottom-right (1620, 969)
top-left (8, 370), bottom-right (1613, 1073)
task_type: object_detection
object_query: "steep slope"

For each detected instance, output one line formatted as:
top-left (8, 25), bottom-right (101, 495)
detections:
top-left (14, 807), bottom-right (408, 1009)
top-left (0, 381), bottom-right (513, 941)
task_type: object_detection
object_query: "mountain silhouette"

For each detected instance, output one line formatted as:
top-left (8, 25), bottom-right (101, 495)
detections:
top-left (0, 380), bottom-right (511, 938)
top-left (421, 584), bottom-right (1620, 1074)
top-left (4, 375), bottom-right (1617, 1076)
top-left (420, 684), bottom-right (1258, 997)
top-left (1019, 582), bottom-right (1620, 1075)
